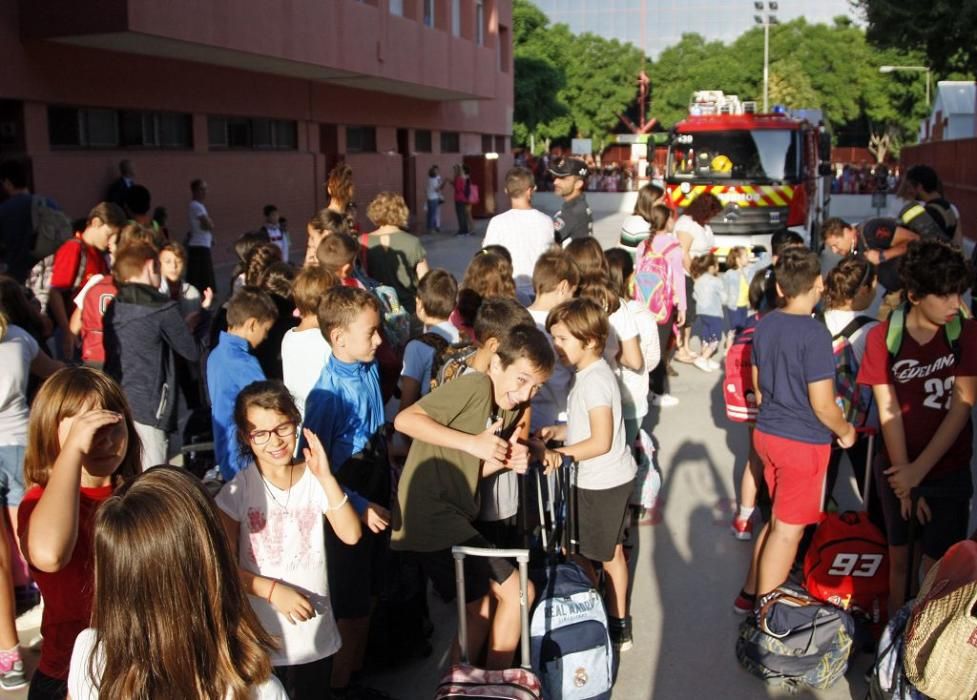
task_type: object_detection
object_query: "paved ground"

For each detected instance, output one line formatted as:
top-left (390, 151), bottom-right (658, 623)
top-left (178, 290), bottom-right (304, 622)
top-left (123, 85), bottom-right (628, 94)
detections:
top-left (5, 205), bottom-right (972, 699)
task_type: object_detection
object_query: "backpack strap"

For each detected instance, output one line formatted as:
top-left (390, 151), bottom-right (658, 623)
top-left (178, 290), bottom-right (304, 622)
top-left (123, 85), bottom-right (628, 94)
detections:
top-left (71, 238), bottom-right (88, 291)
top-left (886, 303), bottom-right (908, 360)
top-left (833, 315), bottom-right (874, 341)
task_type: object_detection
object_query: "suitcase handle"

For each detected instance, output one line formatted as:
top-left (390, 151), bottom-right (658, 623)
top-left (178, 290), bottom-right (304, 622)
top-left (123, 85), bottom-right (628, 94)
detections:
top-left (452, 546), bottom-right (532, 670)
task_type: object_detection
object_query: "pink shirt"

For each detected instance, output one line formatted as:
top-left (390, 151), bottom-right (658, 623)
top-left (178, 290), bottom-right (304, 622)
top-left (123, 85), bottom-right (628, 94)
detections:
top-left (642, 233), bottom-right (687, 312)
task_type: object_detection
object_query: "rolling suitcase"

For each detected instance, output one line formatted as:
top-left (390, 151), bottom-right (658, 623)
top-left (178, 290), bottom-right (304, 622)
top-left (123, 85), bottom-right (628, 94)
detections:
top-left (434, 546), bottom-right (542, 700)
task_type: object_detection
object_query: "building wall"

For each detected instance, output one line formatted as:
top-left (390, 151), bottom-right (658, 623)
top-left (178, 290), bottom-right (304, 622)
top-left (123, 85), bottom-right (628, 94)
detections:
top-left (901, 139), bottom-right (977, 242)
top-left (1, 0), bottom-right (514, 265)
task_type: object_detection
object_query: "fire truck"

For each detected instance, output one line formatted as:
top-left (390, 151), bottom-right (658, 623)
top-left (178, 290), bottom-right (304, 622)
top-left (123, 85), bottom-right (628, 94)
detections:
top-left (666, 91), bottom-right (832, 255)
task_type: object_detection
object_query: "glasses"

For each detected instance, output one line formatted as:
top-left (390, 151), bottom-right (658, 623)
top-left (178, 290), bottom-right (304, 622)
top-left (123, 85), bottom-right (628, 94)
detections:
top-left (249, 422), bottom-right (297, 445)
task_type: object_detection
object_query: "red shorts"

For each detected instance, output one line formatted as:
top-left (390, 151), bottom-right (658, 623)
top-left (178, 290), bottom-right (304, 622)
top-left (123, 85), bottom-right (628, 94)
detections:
top-left (753, 429), bottom-right (830, 526)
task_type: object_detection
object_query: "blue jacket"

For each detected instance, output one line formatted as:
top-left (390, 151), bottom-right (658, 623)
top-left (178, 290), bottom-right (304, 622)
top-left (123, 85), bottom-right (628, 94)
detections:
top-left (302, 355), bottom-right (385, 514)
top-left (207, 331), bottom-right (266, 481)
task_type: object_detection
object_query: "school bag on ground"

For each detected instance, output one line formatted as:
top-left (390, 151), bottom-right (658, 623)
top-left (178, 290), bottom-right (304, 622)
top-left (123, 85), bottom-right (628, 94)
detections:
top-left (735, 583), bottom-right (855, 693)
top-left (867, 601), bottom-right (925, 700)
top-left (632, 238), bottom-right (680, 324)
top-left (830, 315), bottom-right (875, 426)
top-left (901, 539), bottom-right (977, 700)
top-left (529, 457), bottom-right (613, 700)
top-left (434, 546), bottom-right (542, 700)
top-left (723, 323), bottom-right (758, 423)
top-left (30, 195), bottom-right (73, 260)
top-left (803, 429), bottom-right (889, 633)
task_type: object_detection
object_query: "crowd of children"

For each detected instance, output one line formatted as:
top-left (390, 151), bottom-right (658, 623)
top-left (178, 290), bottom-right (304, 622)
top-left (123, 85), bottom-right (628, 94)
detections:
top-left (0, 158), bottom-right (975, 700)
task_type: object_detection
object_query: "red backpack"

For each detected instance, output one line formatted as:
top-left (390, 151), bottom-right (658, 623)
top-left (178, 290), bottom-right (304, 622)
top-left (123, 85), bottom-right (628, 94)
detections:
top-left (723, 323), bottom-right (758, 423)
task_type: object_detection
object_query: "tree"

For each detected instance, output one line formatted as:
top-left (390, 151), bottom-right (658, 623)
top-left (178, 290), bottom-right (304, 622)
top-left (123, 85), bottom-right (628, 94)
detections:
top-left (767, 59), bottom-right (820, 109)
top-left (855, 0), bottom-right (977, 78)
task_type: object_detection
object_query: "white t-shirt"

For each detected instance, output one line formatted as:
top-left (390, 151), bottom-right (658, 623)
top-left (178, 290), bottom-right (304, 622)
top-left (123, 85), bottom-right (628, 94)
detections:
top-left (823, 309), bottom-right (878, 366)
top-left (216, 465), bottom-right (341, 666)
top-left (426, 175), bottom-right (443, 200)
top-left (482, 208), bottom-right (555, 298)
top-left (603, 299), bottom-right (639, 370)
top-left (0, 326), bottom-right (38, 446)
top-left (528, 308), bottom-right (572, 432)
top-left (400, 321), bottom-right (461, 397)
top-left (674, 215), bottom-right (715, 275)
top-left (566, 358), bottom-right (636, 490)
top-left (616, 300), bottom-right (660, 421)
top-left (188, 200), bottom-right (212, 248)
top-left (68, 628), bottom-right (287, 700)
top-left (281, 327), bottom-right (332, 419)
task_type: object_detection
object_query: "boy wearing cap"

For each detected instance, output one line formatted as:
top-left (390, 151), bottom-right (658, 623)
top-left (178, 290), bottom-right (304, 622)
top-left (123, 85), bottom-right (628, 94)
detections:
top-left (549, 157), bottom-right (593, 245)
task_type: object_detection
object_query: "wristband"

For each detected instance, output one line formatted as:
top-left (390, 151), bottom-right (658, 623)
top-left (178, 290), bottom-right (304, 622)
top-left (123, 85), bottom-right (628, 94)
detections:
top-left (267, 580), bottom-right (277, 602)
top-left (325, 492), bottom-right (349, 512)
top-left (878, 250), bottom-right (886, 263)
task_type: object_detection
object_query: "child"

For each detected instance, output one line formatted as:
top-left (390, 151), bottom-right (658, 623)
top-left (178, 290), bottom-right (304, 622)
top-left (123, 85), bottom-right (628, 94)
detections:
top-left (527, 249), bottom-right (580, 433)
top-left (606, 247), bottom-right (661, 443)
top-left (103, 242), bottom-right (204, 470)
top-left (399, 268), bottom-right (461, 412)
top-left (565, 237), bottom-right (643, 375)
top-left (48, 202), bottom-right (126, 360)
top-left (159, 240), bottom-right (213, 318)
top-left (253, 261), bottom-right (298, 382)
top-left (217, 382), bottom-right (361, 697)
top-left (392, 324), bottom-right (554, 669)
top-left (541, 298), bottom-right (638, 651)
top-left (19, 367), bottom-right (141, 699)
top-left (722, 246), bottom-right (751, 345)
top-left (316, 233), bottom-right (364, 289)
top-left (231, 231), bottom-right (273, 294)
top-left (690, 252), bottom-right (725, 373)
top-left (281, 265), bottom-right (338, 419)
top-left (857, 239), bottom-right (977, 612)
top-left (68, 467), bottom-right (287, 699)
top-left (305, 209), bottom-right (350, 268)
top-left (454, 250), bottom-right (518, 337)
top-left (301, 286), bottom-right (392, 698)
top-left (207, 287), bottom-right (278, 482)
top-left (734, 247), bottom-right (855, 614)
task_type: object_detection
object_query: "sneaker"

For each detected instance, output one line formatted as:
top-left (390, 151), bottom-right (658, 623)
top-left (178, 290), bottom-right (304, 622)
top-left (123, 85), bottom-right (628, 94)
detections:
top-left (707, 359), bottom-right (721, 371)
top-left (733, 591), bottom-right (756, 615)
top-left (693, 357), bottom-right (714, 373)
top-left (608, 615), bottom-right (633, 652)
top-left (730, 515), bottom-right (754, 541)
top-left (651, 393), bottom-right (680, 407)
top-left (0, 659), bottom-right (27, 691)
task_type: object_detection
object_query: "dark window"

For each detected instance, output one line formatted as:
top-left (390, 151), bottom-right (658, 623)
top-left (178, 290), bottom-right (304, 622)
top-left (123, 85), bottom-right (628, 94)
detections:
top-left (481, 134), bottom-right (493, 153)
top-left (209, 116), bottom-right (297, 150)
top-left (441, 131), bottom-right (460, 153)
top-left (415, 129), bottom-right (432, 153)
top-left (49, 106), bottom-right (191, 150)
top-left (495, 135), bottom-right (506, 153)
top-left (48, 107), bottom-right (83, 147)
top-left (423, 0), bottom-right (435, 27)
top-left (347, 126), bottom-right (376, 153)
top-left (226, 118), bottom-right (252, 149)
top-left (158, 113), bottom-right (192, 148)
top-left (119, 110), bottom-right (192, 148)
top-left (499, 25), bottom-right (511, 72)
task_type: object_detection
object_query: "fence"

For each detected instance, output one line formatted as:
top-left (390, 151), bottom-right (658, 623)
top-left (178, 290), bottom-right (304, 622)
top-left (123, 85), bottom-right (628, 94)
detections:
top-left (901, 139), bottom-right (977, 241)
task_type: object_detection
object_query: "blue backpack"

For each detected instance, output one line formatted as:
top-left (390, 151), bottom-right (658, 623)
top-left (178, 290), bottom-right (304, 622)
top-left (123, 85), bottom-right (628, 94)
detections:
top-left (530, 559), bottom-right (612, 700)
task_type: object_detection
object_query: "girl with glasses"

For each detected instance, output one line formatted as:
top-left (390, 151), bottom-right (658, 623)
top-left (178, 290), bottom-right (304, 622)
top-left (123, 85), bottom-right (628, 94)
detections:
top-left (216, 380), bottom-right (361, 699)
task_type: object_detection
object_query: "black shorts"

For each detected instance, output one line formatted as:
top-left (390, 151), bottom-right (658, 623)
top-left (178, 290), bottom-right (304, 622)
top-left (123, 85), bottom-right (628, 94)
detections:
top-left (875, 459), bottom-right (973, 561)
top-left (683, 276), bottom-right (696, 328)
top-left (413, 534), bottom-right (515, 605)
top-left (325, 525), bottom-right (385, 619)
top-left (577, 480), bottom-right (633, 562)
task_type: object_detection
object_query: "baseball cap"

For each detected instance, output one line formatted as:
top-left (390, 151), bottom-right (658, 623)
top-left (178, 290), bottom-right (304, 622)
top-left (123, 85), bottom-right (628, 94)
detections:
top-left (548, 157), bottom-right (589, 179)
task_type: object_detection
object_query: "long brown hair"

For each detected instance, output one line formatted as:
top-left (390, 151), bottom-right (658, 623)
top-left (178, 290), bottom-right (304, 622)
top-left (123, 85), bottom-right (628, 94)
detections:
top-left (824, 257), bottom-right (876, 310)
top-left (458, 251), bottom-right (517, 327)
top-left (91, 467), bottom-right (277, 699)
top-left (565, 237), bottom-right (620, 314)
top-left (23, 367), bottom-right (141, 488)
top-left (632, 183), bottom-right (665, 222)
top-left (683, 192), bottom-right (723, 226)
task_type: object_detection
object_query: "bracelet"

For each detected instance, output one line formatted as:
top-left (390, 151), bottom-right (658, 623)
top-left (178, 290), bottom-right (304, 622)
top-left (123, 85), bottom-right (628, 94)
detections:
top-left (325, 493), bottom-right (350, 512)
top-left (267, 580), bottom-right (277, 603)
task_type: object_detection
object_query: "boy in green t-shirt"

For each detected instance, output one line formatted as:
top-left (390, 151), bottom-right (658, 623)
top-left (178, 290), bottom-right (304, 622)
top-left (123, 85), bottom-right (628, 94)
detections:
top-left (391, 324), bottom-right (554, 670)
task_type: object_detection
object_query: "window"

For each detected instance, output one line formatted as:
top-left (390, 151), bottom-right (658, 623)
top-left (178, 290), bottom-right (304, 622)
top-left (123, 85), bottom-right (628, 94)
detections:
top-left (440, 131), bottom-right (460, 153)
top-left (48, 106), bottom-right (191, 149)
top-left (498, 25), bottom-right (510, 72)
top-left (495, 135), bottom-right (506, 153)
top-left (208, 116), bottom-right (298, 150)
top-left (451, 0), bottom-right (461, 36)
top-left (415, 129), bottom-right (432, 153)
top-left (389, 0), bottom-right (403, 16)
top-left (475, 0), bottom-right (485, 45)
top-left (482, 134), bottom-right (493, 153)
top-left (346, 126), bottom-right (377, 153)
top-left (423, 0), bottom-right (435, 27)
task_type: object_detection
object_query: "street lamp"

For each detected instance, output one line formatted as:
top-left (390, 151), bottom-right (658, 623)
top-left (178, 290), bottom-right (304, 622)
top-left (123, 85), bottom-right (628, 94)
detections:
top-left (754, 2), bottom-right (779, 113)
top-left (879, 65), bottom-right (931, 106)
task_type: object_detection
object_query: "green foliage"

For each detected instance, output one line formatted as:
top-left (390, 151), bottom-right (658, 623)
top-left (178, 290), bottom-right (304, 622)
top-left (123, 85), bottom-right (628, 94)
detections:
top-left (855, 0), bottom-right (977, 78)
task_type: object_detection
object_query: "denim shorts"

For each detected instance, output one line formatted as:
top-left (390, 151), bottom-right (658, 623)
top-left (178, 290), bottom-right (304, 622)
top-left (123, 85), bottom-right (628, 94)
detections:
top-left (0, 445), bottom-right (26, 508)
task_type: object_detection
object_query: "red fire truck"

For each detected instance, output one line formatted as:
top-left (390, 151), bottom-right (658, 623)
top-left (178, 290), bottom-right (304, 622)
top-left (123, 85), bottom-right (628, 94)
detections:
top-left (666, 91), bottom-right (832, 255)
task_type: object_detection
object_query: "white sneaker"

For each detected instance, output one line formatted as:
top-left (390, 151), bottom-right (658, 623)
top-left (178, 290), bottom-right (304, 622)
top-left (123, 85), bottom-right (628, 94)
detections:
top-left (707, 359), bottom-right (721, 371)
top-left (651, 393), bottom-right (680, 407)
top-left (693, 357), bottom-right (714, 373)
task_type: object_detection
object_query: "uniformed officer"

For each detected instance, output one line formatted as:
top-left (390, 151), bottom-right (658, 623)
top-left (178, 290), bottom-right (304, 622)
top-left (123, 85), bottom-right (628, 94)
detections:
top-left (549, 157), bottom-right (593, 245)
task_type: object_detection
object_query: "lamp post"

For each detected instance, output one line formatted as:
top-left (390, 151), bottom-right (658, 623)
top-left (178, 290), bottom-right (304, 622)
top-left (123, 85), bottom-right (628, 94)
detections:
top-left (879, 65), bottom-right (931, 106)
top-left (754, 2), bottom-right (779, 113)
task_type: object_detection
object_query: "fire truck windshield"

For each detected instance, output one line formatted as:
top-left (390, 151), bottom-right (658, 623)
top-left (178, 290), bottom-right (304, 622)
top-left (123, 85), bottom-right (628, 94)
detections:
top-left (668, 129), bottom-right (799, 183)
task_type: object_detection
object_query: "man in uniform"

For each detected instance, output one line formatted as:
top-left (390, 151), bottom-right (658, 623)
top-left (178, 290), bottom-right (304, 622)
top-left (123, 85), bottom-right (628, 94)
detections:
top-left (549, 157), bottom-right (593, 245)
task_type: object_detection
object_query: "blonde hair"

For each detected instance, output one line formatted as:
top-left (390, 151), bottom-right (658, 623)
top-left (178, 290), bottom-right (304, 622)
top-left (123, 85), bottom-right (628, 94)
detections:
top-left (366, 192), bottom-right (409, 229)
top-left (23, 367), bottom-right (142, 488)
